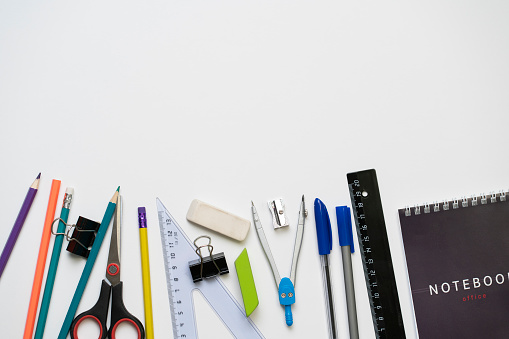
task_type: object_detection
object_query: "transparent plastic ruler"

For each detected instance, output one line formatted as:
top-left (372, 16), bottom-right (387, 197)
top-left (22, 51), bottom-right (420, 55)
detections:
top-left (156, 198), bottom-right (265, 339)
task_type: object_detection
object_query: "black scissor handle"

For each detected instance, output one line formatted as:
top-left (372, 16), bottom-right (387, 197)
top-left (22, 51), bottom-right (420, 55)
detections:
top-left (109, 281), bottom-right (145, 339)
top-left (70, 280), bottom-right (111, 339)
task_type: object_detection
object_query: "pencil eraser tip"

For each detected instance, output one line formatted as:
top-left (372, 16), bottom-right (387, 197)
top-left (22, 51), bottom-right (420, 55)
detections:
top-left (66, 187), bottom-right (74, 195)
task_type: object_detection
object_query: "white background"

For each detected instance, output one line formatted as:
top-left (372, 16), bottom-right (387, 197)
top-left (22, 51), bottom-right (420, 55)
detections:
top-left (1, 1), bottom-right (508, 338)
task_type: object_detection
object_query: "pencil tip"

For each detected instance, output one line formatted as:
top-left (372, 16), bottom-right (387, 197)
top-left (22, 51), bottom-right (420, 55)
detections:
top-left (37, 173), bottom-right (41, 179)
top-left (116, 186), bottom-right (120, 192)
top-left (251, 200), bottom-right (254, 206)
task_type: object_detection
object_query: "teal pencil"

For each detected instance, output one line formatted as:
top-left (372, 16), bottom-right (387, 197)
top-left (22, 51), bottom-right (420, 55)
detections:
top-left (57, 187), bottom-right (119, 339)
top-left (34, 187), bottom-right (74, 339)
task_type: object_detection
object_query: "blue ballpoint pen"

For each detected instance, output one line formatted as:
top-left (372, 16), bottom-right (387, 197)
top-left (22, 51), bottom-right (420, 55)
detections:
top-left (314, 198), bottom-right (338, 339)
top-left (336, 206), bottom-right (359, 339)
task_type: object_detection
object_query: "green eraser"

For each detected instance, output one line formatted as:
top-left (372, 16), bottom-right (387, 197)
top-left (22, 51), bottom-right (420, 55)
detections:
top-left (235, 248), bottom-right (259, 316)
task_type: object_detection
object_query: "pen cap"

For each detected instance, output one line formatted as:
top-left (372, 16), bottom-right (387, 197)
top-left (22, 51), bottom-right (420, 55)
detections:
top-left (336, 206), bottom-right (355, 253)
top-left (314, 198), bottom-right (332, 255)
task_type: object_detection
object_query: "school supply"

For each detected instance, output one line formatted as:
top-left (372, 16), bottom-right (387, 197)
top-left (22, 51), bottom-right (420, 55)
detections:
top-left (314, 198), bottom-right (338, 339)
top-left (235, 249), bottom-right (259, 316)
top-left (290, 197), bottom-right (306, 285)
top-left (0, 173), bottom-right (40, 279)
top-left (347, 169), bottom-right (405, 339)
top-left (250, 196), bottom-right (306, 326)
top-left (66, 216), bottom-right (101, 258)
top-left (399, 191), bottom-right (509, 338)
top-left (35, 187), bottom-right (74, 339)
top-left (23, 179), bottom-right (61, 339)
top-left (188, 235), bottom-right (229, 282)
top-left (186, 199), bottom-right (251, 241)
top-left (70, 195), bottom-right (144, 339)
top-left (157, 198), bottom-right (265, 339)
top-left (58, 187), bottom-right (119, 339)
top-left (268, 198), bottom-right (290, 229)
top-left (251, 201), bottom-right (280, 286)
top-left (138, 207), bottom-right (154, 339)
top-left (336, 206), bottom-right (359, 339)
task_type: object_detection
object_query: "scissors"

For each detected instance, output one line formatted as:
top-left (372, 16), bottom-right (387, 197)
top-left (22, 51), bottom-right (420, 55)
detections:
top-left (70, 195), bottom-right (145, 339)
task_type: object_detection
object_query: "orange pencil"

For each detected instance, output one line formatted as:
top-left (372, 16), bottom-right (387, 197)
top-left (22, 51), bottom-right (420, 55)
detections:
top-left (23, 179), bottom-right (61, 339)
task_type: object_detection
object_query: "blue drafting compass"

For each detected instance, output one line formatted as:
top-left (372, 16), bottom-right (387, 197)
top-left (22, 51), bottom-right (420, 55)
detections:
top-left (250, 196), bottom-right (307, 326)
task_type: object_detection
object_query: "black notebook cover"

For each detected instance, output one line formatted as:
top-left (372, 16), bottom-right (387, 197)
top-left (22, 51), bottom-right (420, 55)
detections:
top-left (398, 193), bottom-right (509, 338)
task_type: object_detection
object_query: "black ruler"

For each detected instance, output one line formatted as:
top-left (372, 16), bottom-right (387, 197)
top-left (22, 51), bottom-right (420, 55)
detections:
top-left (347, 169), bottom-right (405, 339)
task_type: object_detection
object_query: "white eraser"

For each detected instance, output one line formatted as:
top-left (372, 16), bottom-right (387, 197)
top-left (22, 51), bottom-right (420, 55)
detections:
top-left (186, 199), bottom-right (251, 241)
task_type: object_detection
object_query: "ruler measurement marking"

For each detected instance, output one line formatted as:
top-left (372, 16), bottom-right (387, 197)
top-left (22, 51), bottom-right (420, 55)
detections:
top-left (350, 184), bottom-right (386, 337)
top-left (348, 170), bottom-right (405, 339)
top-left (159, 212), bottom-right (185, 339)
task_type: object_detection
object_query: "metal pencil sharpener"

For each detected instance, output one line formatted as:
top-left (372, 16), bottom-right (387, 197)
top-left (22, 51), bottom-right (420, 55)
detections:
top-left (268, 198), bottom-right (290, 229)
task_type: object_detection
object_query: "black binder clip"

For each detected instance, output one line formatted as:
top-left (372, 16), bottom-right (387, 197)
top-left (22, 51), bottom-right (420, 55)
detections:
top-left (65, 216), bottom-right (101, 258)
top-left (188, 235), bottom-right (229, 283)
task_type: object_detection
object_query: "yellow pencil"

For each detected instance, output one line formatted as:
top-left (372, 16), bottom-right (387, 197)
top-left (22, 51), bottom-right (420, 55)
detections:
top-left (138, 207), bottom-right (154, 339)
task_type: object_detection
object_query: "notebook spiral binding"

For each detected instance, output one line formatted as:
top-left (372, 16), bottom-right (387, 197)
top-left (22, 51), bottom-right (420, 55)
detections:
top-left (404, 190), bottom-right (508, 217)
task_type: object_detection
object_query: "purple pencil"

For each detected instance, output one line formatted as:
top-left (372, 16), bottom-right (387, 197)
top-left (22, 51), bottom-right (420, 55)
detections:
top-left (0, 173), bottom-right (41, 279)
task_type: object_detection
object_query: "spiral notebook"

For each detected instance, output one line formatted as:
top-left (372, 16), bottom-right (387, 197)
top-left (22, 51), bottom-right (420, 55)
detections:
top-left (398, 191), bottom-right (509, 339)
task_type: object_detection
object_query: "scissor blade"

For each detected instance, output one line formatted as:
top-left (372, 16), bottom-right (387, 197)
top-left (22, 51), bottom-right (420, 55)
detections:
top-left (106, 194), bottom-right (121, 286)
